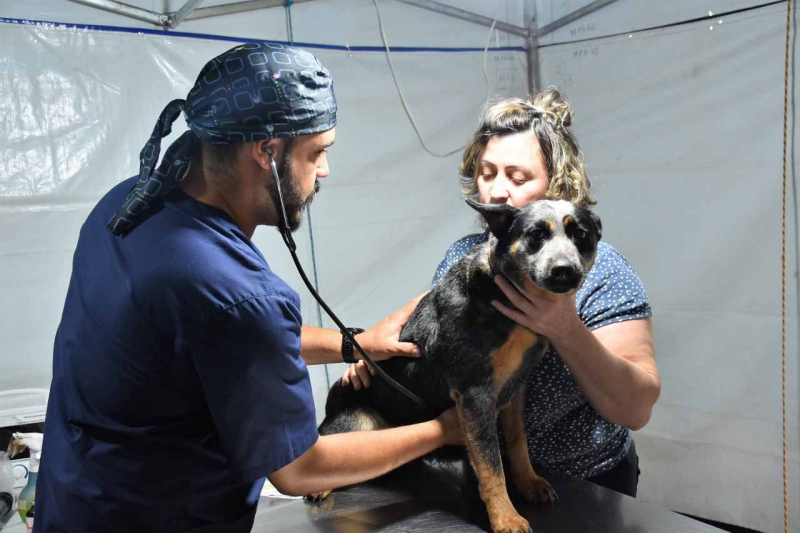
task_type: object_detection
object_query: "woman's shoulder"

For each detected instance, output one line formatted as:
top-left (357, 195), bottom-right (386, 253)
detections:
top-left (447, 232), bottom-right (487, 252)
top-left (431, 232), bottom-right (488, 288)
top-left (591, 241), bottom-right (638, 275)
top-left (439, 233), bottom-right (488, 266)
top-left (578, 240), bottom-right (651, 327)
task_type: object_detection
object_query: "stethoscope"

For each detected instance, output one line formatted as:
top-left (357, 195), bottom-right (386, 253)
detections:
top-left (244, 150), bottom-right (429, 506)
top-left (266, 151), bottom-right (425, 409)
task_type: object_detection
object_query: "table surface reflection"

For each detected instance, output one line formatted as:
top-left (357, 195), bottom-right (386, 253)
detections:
top-left (251, 457), bottom-right (722, 533)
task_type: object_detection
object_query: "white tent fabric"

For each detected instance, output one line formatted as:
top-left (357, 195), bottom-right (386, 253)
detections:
top-left (1, 1), bottom-right (798, 532)
top-left (0, 0), bottom-right (527, 440)
top-left (534, 2), bottom-right (800, 532)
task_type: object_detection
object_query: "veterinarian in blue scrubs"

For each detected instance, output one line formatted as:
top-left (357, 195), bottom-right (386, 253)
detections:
top-left (344, 89), bottom-right (659, 498)
top-left (36, 43), bottom-right (461, 533)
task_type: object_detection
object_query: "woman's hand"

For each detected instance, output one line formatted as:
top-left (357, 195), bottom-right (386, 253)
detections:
top-left (490, 274), bottom-right (584, 342)
top-left (341, 360), bottom-right (374, 390)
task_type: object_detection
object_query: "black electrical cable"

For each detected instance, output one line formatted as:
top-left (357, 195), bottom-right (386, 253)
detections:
top-left (270, 158), bottom-right (428, 410)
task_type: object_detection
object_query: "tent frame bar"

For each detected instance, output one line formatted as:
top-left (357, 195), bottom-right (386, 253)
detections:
top-left (534, 0), bottom-right (619, 37)
top-left (171, 0), bottom-right (205, 28)
top-left (67, 0), bottom-right (166, 26)
top-left (65, 0), bottom-right (618, 99)
top-left (66, 0), bottom-right (617, 37)
top-left (395, 0), bottom-right (529, 37)
top-left (183, 0), bottom-right (315, 22)
top-left (66, 0), bottom-right (313, 28)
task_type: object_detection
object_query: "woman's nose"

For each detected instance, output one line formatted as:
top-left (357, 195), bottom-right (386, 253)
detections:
top-left (489, 175), bottom-right (509, 202)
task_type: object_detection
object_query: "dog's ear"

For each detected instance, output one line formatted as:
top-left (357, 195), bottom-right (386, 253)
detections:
top-left (588, 209), bottom-right (602, 242)
top-left (466, 199), bottom-right (518, 238)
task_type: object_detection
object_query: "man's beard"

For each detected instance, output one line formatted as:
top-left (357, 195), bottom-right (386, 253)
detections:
top-left (267, 149), bottom-right (320, 232)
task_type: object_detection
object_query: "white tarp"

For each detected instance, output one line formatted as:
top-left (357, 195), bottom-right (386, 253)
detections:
top-left (534, 1), bottom-right (800, 531)
top-left (1, 1), bottom-right (798, 532)
top-left (0, 1), bottom-right (527, 429)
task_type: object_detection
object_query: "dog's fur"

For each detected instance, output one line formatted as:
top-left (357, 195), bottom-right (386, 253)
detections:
top-left (311, 199), bottom-right (602, 533)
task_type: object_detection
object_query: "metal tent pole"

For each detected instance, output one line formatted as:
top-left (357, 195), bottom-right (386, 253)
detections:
top-left (169, 0), bottom-right (205, 28)
top-left (182, 0), bottom-right (315, 22)
top-left (524, 0), bottom-right (540, 95)
top-left (395, 0), bottom-right (528, 37)
top-left (535, 0), bottom-right (618, 37)
top-left (67, 0), bottom-right (166, 26)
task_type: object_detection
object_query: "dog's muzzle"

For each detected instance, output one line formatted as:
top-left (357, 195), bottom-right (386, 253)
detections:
top-left (544, 264), bottom-right (583, 293)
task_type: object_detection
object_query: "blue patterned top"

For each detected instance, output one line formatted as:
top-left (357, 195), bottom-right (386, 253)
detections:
top-left (432, 234), bottom-right (652, 478)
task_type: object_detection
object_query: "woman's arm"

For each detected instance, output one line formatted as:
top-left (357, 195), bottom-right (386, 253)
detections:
top-left (492, 276), bottom-right (660, 430)
top-left (299, 292), bottom-right (426, 365)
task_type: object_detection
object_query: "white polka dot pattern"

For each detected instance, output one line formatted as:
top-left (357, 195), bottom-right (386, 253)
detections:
top-left (431, 233), bottom-right (652, 478)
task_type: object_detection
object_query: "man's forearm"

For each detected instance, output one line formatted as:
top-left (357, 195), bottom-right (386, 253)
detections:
top-left (301, 325), bottom-right (348, 365)
top-left (269, 419), bottom-right (448, 496)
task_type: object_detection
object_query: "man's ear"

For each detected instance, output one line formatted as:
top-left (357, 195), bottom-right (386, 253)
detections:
top-left (466, 199), bottom-right (518, 238)
top-left (253, 139), bottom-right (281, 170)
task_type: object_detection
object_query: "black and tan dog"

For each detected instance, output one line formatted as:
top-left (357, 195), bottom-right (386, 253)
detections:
top-left (311, 199), bottom-right (601, 533)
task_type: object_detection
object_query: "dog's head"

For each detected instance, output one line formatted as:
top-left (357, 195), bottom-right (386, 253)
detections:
top-left (467, 199), bottom-right (601, 295)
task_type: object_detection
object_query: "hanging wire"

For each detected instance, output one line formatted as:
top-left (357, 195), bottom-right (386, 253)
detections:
top-left (371, 0), bottom-right (498, 158)
top-left (781, 1), bottom-right (791, 532)
top-left (284, 0), bottom-right (294, 43)
top-left (284, 0), bottom-right (330, 388)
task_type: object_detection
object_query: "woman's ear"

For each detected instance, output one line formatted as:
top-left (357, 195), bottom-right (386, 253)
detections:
top-left (589, 209), bottom-right (602, 242)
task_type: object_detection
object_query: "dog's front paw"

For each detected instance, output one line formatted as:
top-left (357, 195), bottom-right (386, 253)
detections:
top-left (491, 512), bottom-right (532, 533)
top-left (516, 475), bottom-right (558, 505)
top-left (304, 489), bottom-right (332, 502)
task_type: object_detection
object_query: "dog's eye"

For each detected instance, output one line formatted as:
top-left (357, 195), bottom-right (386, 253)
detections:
top-left (575, 228), bottom-right (588, 239)
top-left (531, 229), bottom-right (545, 240)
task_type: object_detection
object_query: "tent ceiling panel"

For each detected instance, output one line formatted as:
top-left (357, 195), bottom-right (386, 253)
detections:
top-left (2, 1), bottom-right (528, 48)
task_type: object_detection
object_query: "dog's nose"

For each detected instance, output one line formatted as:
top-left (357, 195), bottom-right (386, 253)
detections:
top-left (552, 265), bottom-right (576, 282)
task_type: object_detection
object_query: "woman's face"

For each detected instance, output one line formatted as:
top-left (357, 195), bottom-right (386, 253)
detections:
top-left (476, 131), bottom-right (549, 208)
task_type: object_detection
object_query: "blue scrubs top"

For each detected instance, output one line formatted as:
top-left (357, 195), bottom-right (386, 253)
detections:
top-left (36, 177), bottom-right (318, 532)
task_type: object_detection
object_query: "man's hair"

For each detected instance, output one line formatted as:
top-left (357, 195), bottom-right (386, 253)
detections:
top-left (200, 137), bottom-right (296, 182)
top-left (459, 88), bottom-right (596, 207)
top-left (203, 140), bottom-right (244, 176)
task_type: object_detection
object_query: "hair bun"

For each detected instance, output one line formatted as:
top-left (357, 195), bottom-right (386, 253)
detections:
top-left (529, 87), bottom-right (572, 129)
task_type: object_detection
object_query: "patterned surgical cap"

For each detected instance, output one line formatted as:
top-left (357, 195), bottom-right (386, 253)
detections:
top-left (108, 41), bottom-right (337, 237)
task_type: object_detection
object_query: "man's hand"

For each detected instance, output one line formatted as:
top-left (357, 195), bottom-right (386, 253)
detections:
top-left (353, 291), bottom-right (428, 362)
top-left (341, 291), bottom-right (428, 390)
top-left (490, 275), bottom-right (583, 343)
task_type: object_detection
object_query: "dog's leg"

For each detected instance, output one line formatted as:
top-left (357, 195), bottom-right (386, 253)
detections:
top-left (454, 389), bottom-right (531, 533)
top-left (499, 387), bottom-right (557, 505)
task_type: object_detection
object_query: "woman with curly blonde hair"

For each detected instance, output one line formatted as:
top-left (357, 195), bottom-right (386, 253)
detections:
top-left (458, 88), bottom-right (595, 210)
top-left (346, 88), bottom-right (659, 498)
top-left (441, 88), bottom-right (658, 497)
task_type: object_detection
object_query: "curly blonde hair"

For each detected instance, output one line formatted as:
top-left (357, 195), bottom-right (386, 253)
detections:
top-left (459, 88), bottom-right (595, 207)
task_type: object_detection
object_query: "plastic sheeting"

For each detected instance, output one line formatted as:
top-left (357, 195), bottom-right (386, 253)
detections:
top-left (536, 2), bottom-right (799, 531)
top-left (0, 8), bottom-right (527, 429)
top-left (2, 1), bottom-right (799, 532)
